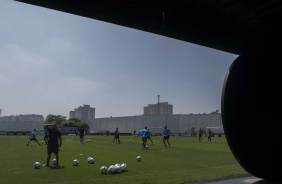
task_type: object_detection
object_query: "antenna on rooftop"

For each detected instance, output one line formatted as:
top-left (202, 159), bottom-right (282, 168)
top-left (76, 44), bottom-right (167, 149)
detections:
top-left (157, 95), bottom-right (160, 115)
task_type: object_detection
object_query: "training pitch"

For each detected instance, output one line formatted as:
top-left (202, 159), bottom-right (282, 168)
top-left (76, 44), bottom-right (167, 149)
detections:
top-left (0, 135), bottom-right (248, 184)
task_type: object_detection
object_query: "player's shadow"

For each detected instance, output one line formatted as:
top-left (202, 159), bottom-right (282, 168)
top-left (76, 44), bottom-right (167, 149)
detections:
top-left (47, 165), bottom-right (65, 170)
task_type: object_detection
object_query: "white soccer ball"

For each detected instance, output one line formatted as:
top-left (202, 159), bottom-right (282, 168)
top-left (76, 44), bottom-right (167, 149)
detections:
top-left (52, 158), bottom-right (57, 165)
top-left (115, 163), bottom-right (122, 173)
top-left (34, 162), bottom-right (41, 169)
top-left (73, 159), bottom-right (79, 166)
top-left (100, 166), bottom-right (108, 174)
top-left (136, 156), bottom-right (142, 161)
top-left (120, 163), bottom-right (127, 172)
top-left (87, 157), bottom-right (94, 164)
top-left (108, 165), bottom-right (116, 174)
top-left (145, 145), bottom-right (148, 149)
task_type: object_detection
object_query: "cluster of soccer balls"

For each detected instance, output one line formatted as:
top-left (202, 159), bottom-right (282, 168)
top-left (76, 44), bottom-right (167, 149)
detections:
top-left (34, 157), bottom-right (95, 168)
top-left (84, 139), bottom-right (92, 142)
top-left (100, 163), bottom-right (127, 174)
top-left (34, 156), bottom-right (134, 172)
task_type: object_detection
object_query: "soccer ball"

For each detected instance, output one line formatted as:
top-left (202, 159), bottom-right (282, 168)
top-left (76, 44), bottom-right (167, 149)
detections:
top-left (115, 163), bottom-right (122, 173)
top-left (145, 145), bottom-right (148, 149)
top-left (120, 163), bottom-right (127, 172)
top-left (136, 156), bottom-right (142, 162)
top-left (108, 165), bottom-right (116, 174)
top-left (52, 158), bottom-right (57, 165)
top-left (41, 141), bottom-right (44, 143)
top-left (34, 162), bottom-right (41, 169)
top-left (73, 159), bottom-right (79, 166)
top-left (100, 166), bottom-right (108, 174)
top-left (87, 157), bottom-right (94, 164)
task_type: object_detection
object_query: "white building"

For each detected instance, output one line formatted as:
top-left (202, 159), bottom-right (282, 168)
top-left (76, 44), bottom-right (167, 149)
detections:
top-left (144, 102), bottom-right (173, 115)
top-left (69, 104), bottom-right (95, 123)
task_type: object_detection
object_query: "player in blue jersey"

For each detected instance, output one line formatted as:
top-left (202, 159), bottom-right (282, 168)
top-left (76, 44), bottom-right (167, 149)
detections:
top-left (147, 129), bottom-right (154, 144)
top-left (44, 128), bottom-right (49, 145)
top-left (163, 126), bottom-right (171, 148)
top-left (113, 127), bottom-right (120, 144)
top-left (27, 129), bottom-right (41, 146)
top-left (198, 127), bottom-right (203, 142)
top-left (137, 126), bottom-right (153, 149)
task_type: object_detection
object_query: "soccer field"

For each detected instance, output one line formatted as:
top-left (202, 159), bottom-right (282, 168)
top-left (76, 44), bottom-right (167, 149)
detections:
top-left (0, 135), bottom-right (248, 184)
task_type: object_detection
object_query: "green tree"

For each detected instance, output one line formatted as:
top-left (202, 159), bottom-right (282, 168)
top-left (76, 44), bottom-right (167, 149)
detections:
top-left (61, 118), bottom-right (90, 132)
top-left (45, 114), bottom-right (67, 125)
top-left (189, 127), bottom-right (196, 136)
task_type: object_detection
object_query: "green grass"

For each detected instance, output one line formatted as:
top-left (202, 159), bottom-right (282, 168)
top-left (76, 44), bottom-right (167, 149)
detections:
top-left (0, 135), bottom-right (248, 184)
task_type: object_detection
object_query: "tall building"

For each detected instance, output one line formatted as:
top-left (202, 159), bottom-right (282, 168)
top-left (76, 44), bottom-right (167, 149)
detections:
top-left (144, 95), bottom-right (173, 115)
top-left (69, 104), bottom-right (95, 123)
top-left (144, 102), bottom-right (173, 115)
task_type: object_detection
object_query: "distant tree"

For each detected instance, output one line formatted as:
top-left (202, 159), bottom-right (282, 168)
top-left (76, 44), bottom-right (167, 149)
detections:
top-left (61, 118), bottom-right (90, 132)
top-left (69, 117), bottom-right (81, 123)
top-left (45, 114), bottom-right (67, 125)
top-left (189, 127), bottom-right (196, 136)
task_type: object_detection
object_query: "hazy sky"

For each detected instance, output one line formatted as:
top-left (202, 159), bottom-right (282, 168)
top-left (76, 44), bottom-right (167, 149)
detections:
top-left (0, 1), bottom-right (237, 119)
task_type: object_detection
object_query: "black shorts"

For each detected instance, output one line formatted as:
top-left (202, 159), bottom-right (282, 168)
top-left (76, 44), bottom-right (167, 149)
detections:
top-left (142, 138), bottom-right (147, 142)
top-left (47, 145), bottom-right (59, 155)
top-left (147, 136), bottom-right (151, 139)
top-left (199, 134), bottom-right (202, 137)
top-left (80, 135), bottom-right (84, 138)
top-left (163, 136), bottom-right (169, 140)
top-left (30, 138), bottom-right (38, 141)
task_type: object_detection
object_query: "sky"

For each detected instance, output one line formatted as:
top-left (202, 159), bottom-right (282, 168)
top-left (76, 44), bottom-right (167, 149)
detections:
top-left (0, 1), bottom-right (238, 119)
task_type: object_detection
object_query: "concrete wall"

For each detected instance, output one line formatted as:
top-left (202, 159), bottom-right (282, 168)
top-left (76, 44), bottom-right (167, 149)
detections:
top-left (89, 113), bottom-right (222, 134)
top-left (0, 121), bottom-right (45, 132)
top-left (0, 113), bottom-right (222, 135)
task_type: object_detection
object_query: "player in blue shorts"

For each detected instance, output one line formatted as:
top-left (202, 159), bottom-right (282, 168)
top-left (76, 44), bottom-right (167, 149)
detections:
top-left (163, 126), bottom-right (171, 148)
top-left (137, 126), bottom-right (153, 149)
top-left (27, 129), bottom-right (41, 146)
top-left (198, 127), bottom-right (203, 142)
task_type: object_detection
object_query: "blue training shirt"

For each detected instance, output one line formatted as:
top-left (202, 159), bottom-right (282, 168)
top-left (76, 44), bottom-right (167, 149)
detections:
top-left (139, 129), bottom-right (152, 139)
top-left (44, 129), bottom-right (49, 136)
top-left (31, 131), bottom-right (36, 139)
top-left (163, 128), bottom-right (171, 136)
